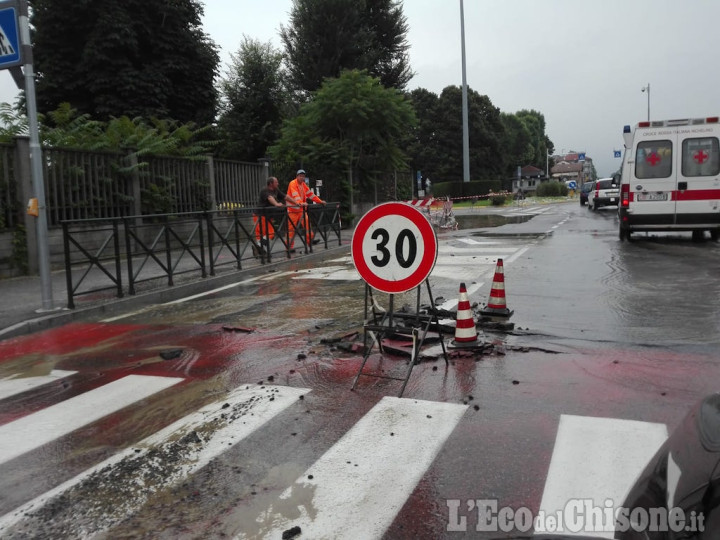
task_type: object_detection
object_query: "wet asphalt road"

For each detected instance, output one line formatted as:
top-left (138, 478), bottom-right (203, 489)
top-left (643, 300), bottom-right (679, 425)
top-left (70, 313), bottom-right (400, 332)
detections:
top-left (1, 199), bottom-right (719, 539)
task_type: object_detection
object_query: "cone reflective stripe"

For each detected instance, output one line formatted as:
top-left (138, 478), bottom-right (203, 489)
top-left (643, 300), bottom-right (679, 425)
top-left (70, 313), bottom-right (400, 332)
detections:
top-left (454, 282), bottom-right (478, 342)
top-left (480, 259), bottom-right (513, 318)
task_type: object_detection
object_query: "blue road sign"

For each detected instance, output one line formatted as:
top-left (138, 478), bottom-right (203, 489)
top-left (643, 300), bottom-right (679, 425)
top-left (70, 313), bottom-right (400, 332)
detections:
top-left (567, 181), bottom-right (577, 190)
top-left (0, 4), bottom-right (21, 69)
top-left (614, 150), bottom-right (622, 158)
top-left (578, 152), bottom-right (586, 162)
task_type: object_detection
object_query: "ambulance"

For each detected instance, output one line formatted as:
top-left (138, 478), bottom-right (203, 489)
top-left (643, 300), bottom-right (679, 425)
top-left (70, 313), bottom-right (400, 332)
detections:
top-left (618, 116), bottom-right (720, 241)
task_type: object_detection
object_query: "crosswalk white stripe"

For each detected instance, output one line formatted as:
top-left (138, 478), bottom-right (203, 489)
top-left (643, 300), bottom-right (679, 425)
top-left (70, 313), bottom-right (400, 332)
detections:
top-left (0, 384), bottom-right (310, 537)
top-left (439, 245), bottom-right (518, 253)
top-left (0, 374), bottom-right (183, 465)
top-left (238, 396), bottom-right (467, 540)
top-left (0, 369), bottom-right (77, 400)
top-left (537, 414), bottom-right (667, 537)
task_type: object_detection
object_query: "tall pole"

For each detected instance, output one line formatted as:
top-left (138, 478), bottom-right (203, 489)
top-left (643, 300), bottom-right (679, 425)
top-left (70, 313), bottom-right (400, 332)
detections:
top-left (19, 0), bottom-right (54, 310)
top-left (460, 0), bottom-right (470, 183)
top-left (546, 151), bottom-right (549, 179)
top-left (642, 83), bottom-right (650, 121)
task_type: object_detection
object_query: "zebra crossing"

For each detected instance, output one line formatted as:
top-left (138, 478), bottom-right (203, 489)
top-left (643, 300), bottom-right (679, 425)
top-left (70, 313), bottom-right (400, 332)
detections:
top-left (0, 367), bottom-right (670, 538)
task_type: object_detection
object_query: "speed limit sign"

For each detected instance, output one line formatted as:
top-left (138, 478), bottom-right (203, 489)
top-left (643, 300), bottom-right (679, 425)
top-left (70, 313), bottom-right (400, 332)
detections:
top-left (351, 202), bottom-right (438, 294)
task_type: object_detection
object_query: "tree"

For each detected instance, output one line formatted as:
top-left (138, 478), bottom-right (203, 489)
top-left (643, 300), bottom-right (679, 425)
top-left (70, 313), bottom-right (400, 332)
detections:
top-left (429, 86), bottom-right (504, 182)
top-left (216, 38), bottom-right (290, 161)
top-left (405, 88), bottom-right (442, 181)
top-left (280, 0), bottom-right (412, 95)
top-left (29, 0), bottom-right (219, 125)
top-left (499, 112), bottom-right (534, 176)
top-left (516, 109), bottom-right (553, 170)
top-left (270, 69), bottom-right (416, 216)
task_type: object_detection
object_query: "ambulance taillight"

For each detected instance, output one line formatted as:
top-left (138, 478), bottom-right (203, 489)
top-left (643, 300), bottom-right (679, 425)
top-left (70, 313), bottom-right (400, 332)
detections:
top-left (621, 183), bottom-right (630, 208)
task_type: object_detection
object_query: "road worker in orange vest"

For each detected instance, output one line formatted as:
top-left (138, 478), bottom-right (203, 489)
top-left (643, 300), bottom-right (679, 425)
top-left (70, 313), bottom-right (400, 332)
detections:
top-left (286, 169), bottom-right (325, 249)
top-left (252, 176), bottom-right (302, 257)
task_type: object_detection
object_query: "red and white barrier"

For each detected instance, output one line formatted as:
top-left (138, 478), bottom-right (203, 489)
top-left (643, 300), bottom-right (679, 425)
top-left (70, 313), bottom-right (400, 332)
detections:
top-left (403, 198), bottom-right (435, 207)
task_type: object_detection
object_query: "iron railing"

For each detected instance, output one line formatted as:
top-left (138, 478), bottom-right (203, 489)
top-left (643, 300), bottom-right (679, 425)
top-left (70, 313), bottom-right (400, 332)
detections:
top-left (61, 203), bottom-right (342, 308)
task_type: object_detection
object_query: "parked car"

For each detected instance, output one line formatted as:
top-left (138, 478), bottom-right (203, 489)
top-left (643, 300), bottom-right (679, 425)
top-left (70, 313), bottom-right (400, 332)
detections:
top-left (579, 181), bottom-right (595, 206)
top-left (588, 176), bottom-right (619, 210)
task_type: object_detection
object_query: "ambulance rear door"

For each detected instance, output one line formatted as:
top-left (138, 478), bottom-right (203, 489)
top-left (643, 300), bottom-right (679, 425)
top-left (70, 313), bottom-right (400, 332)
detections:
top-left (674, 128), bottom-right (720, 226)
top-left (631, 128), bottom-right (677, 223)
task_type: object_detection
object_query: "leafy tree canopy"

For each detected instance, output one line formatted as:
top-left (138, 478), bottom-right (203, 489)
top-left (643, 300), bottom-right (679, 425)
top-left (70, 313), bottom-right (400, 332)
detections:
top-left (29, 0), bottom-right (219, 125)
top-left (270, 69), bottom-right (416, 172)
top-left (280, 0), bottom-right (412, 95)
top-left (0, 102), bottom-right (214, 157)
top-left (215, 37), bottom-right (290, 161)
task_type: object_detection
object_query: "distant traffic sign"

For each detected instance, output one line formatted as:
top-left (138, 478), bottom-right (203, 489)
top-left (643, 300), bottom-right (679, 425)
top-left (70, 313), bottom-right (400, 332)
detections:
top-left (351, 202), bottom-right (438, 294)
top-left (567, 181), bottom-right (577, 190)
top-left (0, 2), bottom-right (21, 69)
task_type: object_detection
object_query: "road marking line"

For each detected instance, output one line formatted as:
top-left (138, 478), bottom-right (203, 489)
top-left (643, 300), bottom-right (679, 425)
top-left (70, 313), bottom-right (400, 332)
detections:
top-left (538, 414), bottom-right (667, 537)
top-left (291, 266), bottom-right (361, 281)
top-left (440, 245), bottom-right (518, 253)
top-left (102, 272), bottom-right (295, 321)
top-left (456, 238), bottom-right (504, 245)
top-left (0, 374), bottom-right (183, 465)
top-left (0, 384), bottom-right (310, 537)
top-left (505, 246), bottom-right (529, 264)
top-left (0, 370), bottom-right (77, 400)
top-left (438, 281), bottom-right (484, 311)
top-left (238, 396), bottom-right (467, 540)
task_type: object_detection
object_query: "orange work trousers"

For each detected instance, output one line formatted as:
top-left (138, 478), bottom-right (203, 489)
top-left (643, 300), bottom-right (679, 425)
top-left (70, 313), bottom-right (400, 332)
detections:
top-left (287, 209), bottom-right (313, 248)
top-left (253, 214), bottom-right (276, 242)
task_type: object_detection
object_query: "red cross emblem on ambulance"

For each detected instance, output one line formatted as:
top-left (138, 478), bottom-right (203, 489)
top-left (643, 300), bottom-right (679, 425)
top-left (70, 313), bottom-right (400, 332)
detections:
top-left (646, 152), bottom-right (661, 166)
top-left (693, 150), bottom-right (709, 164)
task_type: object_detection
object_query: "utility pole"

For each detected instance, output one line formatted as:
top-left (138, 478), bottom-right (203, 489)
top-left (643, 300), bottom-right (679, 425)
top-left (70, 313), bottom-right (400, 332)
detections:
top-left (460, 0), bottom-right (470, 183)
top-left (5, 0), bottom-right (54, 310)
top-left (641, 83), bottom-right (650, 121)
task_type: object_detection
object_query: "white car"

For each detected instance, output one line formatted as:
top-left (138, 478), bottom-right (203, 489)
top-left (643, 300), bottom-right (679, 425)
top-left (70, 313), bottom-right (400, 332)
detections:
top-left (587, 177), bottom-right (620, 210)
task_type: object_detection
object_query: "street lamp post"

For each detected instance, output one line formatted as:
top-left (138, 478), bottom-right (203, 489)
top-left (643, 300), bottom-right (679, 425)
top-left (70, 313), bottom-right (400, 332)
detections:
top-left (546, 150), bottom-right (552, 179)
top-left (460, 0), bottom-right (470, 182)
top-left (641, 83), bottom-right (650, 121)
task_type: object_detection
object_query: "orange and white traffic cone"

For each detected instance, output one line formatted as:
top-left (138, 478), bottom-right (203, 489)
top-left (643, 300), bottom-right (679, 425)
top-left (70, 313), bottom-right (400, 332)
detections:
top-left (480, 258), bottom-right (514, 320)
top-left (449, 282), bottom-right (479, 347)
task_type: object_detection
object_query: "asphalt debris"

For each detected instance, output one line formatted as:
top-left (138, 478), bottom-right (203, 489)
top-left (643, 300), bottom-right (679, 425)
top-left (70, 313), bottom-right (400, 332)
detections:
top-left (282, 526), bottom-right (302, 539)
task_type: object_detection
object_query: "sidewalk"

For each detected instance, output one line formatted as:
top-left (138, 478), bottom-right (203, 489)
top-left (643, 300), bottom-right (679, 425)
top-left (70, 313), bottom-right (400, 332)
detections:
top-left (0, 241), bottom-right (351, 341)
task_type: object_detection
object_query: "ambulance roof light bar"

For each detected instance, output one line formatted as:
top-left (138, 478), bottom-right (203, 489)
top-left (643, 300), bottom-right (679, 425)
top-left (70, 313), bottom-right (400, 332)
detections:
top-left (636, 117), bottom-right (719, 128)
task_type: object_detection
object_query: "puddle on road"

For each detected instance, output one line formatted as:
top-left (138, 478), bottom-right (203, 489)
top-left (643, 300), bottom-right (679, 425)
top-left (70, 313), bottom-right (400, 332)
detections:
top-left (454, 213), bottom-right (533, 229)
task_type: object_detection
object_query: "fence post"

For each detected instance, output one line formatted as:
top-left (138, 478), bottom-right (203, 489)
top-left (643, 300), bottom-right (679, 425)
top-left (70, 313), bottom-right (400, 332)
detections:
top-left (207, 155), bottom-right (217, 210)
top-left (14, 136), bottom-right (37, 274)
top-left (128, 153), bottom-right (142, 219)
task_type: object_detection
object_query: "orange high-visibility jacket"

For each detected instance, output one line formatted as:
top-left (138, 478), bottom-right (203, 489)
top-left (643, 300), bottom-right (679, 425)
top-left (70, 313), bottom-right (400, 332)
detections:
top-left (286, 177), bottom-right (324, 211)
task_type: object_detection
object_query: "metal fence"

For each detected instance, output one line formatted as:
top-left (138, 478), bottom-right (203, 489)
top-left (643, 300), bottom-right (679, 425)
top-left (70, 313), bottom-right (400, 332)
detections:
top-left (1, 137), bottom-right (411, 277)
top-left (61, 204), bottom-right (342, 308)
top-left (0, 143), bottom-right (17, 230)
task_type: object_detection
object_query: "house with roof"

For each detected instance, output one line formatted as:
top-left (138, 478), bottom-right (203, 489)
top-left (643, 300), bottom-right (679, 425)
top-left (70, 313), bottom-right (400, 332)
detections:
top-left (512, 165), bottom-right (545, 193)
top-left (550, 152), bottom-right (594, 186)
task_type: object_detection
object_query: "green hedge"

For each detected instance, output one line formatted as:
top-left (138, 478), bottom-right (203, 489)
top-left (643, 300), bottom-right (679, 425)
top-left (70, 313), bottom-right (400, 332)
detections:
top-left (536, 181), bottom-right (569, 197)
top-left (432, 180), bottom-right (504, 198)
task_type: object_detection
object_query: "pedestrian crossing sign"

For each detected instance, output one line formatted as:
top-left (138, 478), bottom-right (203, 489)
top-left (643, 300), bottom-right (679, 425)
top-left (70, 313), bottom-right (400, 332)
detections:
top-left (0, 2), bottom-right (22, 69)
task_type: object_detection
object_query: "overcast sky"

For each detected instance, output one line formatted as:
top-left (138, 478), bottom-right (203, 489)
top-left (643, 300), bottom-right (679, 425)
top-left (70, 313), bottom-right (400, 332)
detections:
top-left (1, 0), bottom-right (718, 177)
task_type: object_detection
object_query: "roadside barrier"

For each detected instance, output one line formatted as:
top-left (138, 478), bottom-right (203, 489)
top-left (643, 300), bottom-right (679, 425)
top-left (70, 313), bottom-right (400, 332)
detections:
top-left (61, 204), bottom-right (341, 309)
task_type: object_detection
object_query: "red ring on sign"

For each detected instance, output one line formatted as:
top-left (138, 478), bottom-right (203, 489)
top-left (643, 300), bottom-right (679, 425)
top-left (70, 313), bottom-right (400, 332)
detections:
top-left (351, 202), bottom-right (438, 293)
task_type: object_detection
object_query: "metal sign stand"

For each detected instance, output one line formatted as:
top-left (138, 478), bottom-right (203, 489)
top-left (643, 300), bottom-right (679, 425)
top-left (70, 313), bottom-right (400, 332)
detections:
top-left (351, 279), bottom-right (449, 397)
